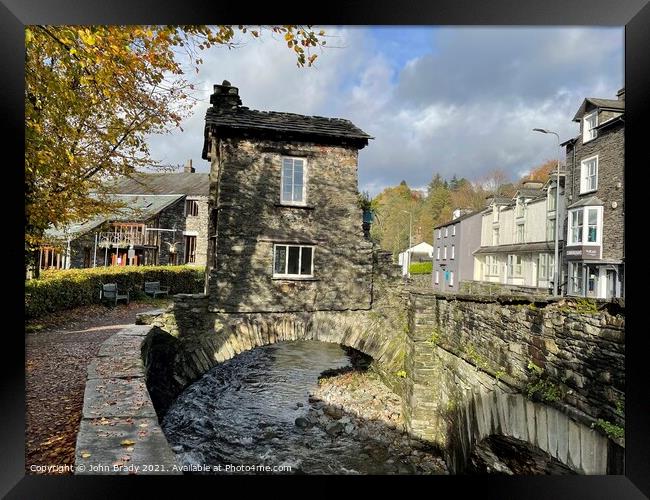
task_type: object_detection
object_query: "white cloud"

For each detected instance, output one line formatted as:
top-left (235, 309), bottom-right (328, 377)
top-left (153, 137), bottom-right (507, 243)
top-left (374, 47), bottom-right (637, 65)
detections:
top-left (145, 27), bottom-right (623, 198)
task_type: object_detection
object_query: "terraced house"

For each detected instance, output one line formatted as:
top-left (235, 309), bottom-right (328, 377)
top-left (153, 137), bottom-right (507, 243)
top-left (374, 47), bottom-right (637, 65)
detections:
top-left (561, 88), bottom-right (625, 299)
top-left (472, 175), bottom-right (566, 293)
top-left (202, 80), bottom-right (373, 312)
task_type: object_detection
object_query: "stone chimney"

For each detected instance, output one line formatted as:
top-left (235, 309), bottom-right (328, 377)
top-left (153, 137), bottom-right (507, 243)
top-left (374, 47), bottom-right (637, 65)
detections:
top-left (616, 87), bottom-right (625, 101)
top-left (184, 159), bottom-right (195, 173)
top-left (452, 208), bottom-right (461, 220)
top-left (209, 80), bottom-right (242, 111)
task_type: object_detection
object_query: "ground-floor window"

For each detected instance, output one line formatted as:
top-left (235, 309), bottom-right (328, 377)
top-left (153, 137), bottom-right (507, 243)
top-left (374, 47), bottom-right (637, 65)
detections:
top-left (538, 253), bottom-right (554, 281)
top-left (569, 262), bottom-right (584, 295)
top-left (449, 271), bottom-right (454, 287)
top-left (39, 246), bottom-right (64, 270)
top-left (273, 244), bottom-right (314, 278)
top-left (508, 254), bottom-right (522, 277)
top-left (485, 255), bottom-right (499, 276)
top-left (434, 270), bottom-right (439, 284)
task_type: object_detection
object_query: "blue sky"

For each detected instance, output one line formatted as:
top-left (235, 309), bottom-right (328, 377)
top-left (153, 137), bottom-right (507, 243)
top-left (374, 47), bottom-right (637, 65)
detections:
top-left (146, 26), bottom-right (623, 196)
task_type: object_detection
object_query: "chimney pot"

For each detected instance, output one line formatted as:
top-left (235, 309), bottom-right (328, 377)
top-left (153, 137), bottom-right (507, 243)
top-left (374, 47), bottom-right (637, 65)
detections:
top-left (184, 159), bottom-right (195, 173)
top-left (210, 80), bottom-right (242, 110)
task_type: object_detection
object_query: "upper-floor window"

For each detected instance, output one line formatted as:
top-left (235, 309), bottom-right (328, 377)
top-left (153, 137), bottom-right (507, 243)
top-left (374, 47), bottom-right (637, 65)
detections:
top-left (436, 247), bottom-right (440, 260)
top-left (580, 156), bottom-right (598, 194)
top-left (493, 205), bottom-right (500, 223)
top-left (451, 245), bottom-right (455, 259)
top-left (568, 206), bottom-right (602, 245)
top-left (184, 235), bottom-right (196, 264)
top-left (437, 229), bottom-right (441, 239)
top-left (548, 187), bottom-right (557, 212)
top-left (443, 246), bottom-right (447, 260)
top-left (281, 157), bottom-right (306, 205)
top-left (273, 244), bottom-right (314, 278)
top-left (515, 223), bottom-right (524, 244)
top-left (452, 225), bottom-right (456, 236)
top-left (185, 199), bottom-right (199, 216)
top-left (583, 111), bottom-right (598, 143)
top-left (546, 218), bottom-right (556, 242)
top-left (492, 227), bottom-right (499, 246)
top-left (449, 271), bottom-right (454, 287)
top-left (515, 200), bottom-right (525, 218)
top-left (445, 227), bottom-right (448, 237)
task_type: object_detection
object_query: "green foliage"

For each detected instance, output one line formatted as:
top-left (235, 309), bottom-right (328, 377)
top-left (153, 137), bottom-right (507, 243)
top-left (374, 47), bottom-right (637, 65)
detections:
top-left (409, 261), bottom-right (433, 275)
top-left (560, 298), bottom-right (599, 314)
top-left (525, 360), bottom-right (562, 403)
top-left (615, 399), bottom-right (625, 418)
top-left (357, 191), bottom-right (373, 211)
top-left (594, 419), bottom-right (624, 440)
top-left (25, 265), bottom-right (204, 319)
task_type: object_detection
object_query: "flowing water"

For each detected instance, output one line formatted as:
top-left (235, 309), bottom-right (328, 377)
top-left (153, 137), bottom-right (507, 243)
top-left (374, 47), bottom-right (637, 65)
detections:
top-left (161, 340), bottom-right (442, 474)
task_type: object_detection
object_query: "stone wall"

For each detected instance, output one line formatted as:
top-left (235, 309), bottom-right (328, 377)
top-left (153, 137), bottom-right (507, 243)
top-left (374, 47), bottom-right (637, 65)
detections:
top-left (183, 196), bottom-right (209, 267)
top-left (404, 290), bottom-right (624, 472)
top-left (460, 280), bottom-right (551, 296)
top-left (158, 198), bottom-right (187, 265)
top-left (206, 137), bottom-right (373, 313)
top-left (75, 325), bottom-right (180, 475)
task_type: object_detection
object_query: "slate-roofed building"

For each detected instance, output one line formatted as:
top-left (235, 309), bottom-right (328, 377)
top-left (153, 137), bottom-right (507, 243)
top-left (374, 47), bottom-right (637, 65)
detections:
top-left (472, 175), bottom-right (566, 293)
top-left (561, 88), bottom-right (625, 299)
top-left (202, 80), bottom-right (373, 312)
top-left (39, 163), bottom-right (210, 270)
top-left (432, 209), bottom-right (482, 292)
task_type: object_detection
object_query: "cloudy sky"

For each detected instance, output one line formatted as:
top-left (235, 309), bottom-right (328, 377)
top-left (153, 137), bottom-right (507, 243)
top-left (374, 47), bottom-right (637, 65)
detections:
top-left (147, 26), bottom-right (623, 196)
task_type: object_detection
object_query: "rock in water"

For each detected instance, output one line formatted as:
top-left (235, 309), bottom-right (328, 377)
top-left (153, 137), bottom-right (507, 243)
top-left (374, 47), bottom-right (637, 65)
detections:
top-left (295, 417), bottom-right (311, 429)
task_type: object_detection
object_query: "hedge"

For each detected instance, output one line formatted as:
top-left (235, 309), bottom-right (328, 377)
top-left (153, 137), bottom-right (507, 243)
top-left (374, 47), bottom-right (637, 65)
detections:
top-left (409, 261), bottom-right (433, 275)
top-left (25, 265), bottom-right (205, 319)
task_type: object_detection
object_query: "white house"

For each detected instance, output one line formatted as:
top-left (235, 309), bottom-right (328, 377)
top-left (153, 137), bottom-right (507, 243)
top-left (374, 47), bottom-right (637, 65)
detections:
top-left (398, 241), bottom-right (433, 276)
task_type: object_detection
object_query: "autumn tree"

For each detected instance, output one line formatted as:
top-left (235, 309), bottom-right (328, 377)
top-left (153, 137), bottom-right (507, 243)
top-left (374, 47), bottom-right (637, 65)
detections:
top-left (25, 25), bottom-right (327, 272)
top-left (523, 159), bottom-right (558, 183)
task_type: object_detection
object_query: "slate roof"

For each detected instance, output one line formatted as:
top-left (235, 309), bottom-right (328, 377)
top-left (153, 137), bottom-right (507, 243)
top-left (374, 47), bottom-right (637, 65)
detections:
top-left (107, 172), bottom-right (209, 196)
top-left (572, 97), bottom-right (625, 121)
top-left (203, 107), bottom-right (372, 157)
top-left (434, 210), bottom-right (481, 229)
top-left (473, 241), bottom-right (563, 255)
top-left (567, 195), bottom-right (605, 209)
top-left (45, 194), bottom-right (184, 240)
top-left (514, 188), bottom-right (544, 199)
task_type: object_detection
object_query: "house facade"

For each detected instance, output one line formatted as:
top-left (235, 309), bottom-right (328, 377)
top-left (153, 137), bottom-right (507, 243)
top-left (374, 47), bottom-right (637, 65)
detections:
top-left (398, 241), bottom-right (433, 276)
top-left (40, 165), bottom-right (210, 270)
top-left (561, 88), bottom-right (624, 299)
top-left (472, 177), bottom-right (565, 293)
top-left (433, 209), bottom-right (482, 291)
top-left (202, 80), bottom-right (373, 313)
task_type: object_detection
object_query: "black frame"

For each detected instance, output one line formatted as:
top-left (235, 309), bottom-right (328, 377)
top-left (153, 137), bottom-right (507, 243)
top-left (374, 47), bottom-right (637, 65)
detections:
top-left (9, 0), bottom-right (649, 496)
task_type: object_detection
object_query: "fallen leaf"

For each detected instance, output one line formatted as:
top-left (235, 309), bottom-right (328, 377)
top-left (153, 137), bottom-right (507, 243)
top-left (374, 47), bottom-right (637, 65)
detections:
top-left (81, 451), bottom-right (91, 459)
top-left (120, 439), bottom-right (136, 446)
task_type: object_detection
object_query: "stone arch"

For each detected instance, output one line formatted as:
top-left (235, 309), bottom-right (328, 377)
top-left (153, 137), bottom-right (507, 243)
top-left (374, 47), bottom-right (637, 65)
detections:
top-left (174, 309), bottom-right (406, 387)
top-left (448, 389), bottom-right (614, 475)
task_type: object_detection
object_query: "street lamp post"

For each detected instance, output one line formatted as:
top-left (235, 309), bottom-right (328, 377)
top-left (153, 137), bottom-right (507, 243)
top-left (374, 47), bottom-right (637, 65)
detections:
top-left (533, 128), bottom-right (561, 296)
top-left (401, 209), bottom-right (412, 278)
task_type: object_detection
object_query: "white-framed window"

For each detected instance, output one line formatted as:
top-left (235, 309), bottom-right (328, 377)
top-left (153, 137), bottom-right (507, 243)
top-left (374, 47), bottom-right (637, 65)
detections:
top-left (437, 229), bottom-right (441, 239)
top-left (508, 254), bottom-right (522, 277)
top-left (452, 225), bottom-right (456, 236)
top-left (538, 253), bottom-right (555, 280)
top-left (445, 227), bottom-right (448, 237)
top-left (436, 247), bottom-right (440, 260)
top-left (443, 246), bottom-right (447, 260)
top-left (548, 187), bottom-right (557, 212)
top-left (568, 206), bottom-right (603, 246)
top-left (569, 262), bottom-right (584, 295)
top-left (546, 218), bottom-right (556, 242)
top-left (516, 223), bottom-right (524, 244)
top-left (493, 205), bottom-right (499, 223)
top-left (493, 228), bottom-right (499, 246)
top-left (580, 155), bottom-right (598, 194)
top-left (449, 271), bottom-right (454, 287)
top-left (451, 245), bottom-right (455, 259)
top-left (273, 244), bottom-right (314, 277)
top-left (281, 157), bottom-right (306, 205)
top-left (434, 271), bottom-right (439, 285)
top-left (486, 255), bottom-right (499, 276)
top-left (515, 200), bottom-right (524, 218)
top-left (583, 110), bottom-right (598, 143)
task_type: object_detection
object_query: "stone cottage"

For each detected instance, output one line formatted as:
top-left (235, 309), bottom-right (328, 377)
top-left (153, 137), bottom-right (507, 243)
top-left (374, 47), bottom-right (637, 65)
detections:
top-left (202, 80), bottom-right (373, 312)
top-left (561, 88), bottom-right (624, 299)
top-left (40, 164), bottom-right (210, 269)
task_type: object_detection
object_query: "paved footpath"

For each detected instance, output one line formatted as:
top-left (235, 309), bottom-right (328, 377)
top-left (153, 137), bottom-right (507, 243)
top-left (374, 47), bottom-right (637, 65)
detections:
top-left (25, 300), bottom-right (170, 475)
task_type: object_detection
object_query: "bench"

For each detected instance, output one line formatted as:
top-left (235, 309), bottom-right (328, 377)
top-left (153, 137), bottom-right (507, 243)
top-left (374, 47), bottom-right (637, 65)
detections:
top-left (100, 283), bottom-right (130, 306)
top-left (144, 281), bottom-right (169, 298)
